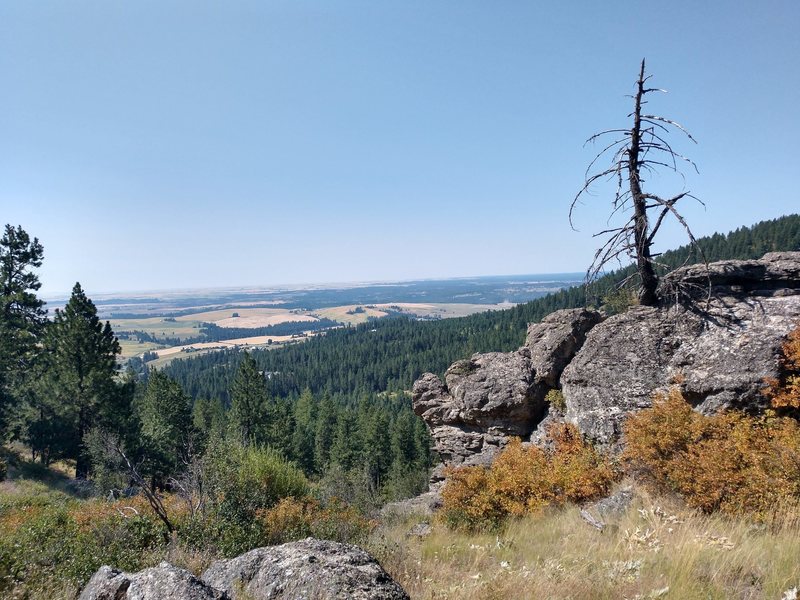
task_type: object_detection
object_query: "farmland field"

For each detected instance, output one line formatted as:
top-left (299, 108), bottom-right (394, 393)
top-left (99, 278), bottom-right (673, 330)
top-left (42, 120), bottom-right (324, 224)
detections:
top-left (69, 273), bottom-right (583, 365)
top-left (117, 339), bottom-right (165, 358)
top-left (373, 302), bottom-right (511, 319)
top-left (175, 307), bottom-right (317, 328)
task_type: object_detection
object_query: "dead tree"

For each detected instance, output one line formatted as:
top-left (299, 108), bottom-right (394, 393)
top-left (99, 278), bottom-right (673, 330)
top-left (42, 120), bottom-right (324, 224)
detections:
top-left (571, 59), bottom-right (704, 306)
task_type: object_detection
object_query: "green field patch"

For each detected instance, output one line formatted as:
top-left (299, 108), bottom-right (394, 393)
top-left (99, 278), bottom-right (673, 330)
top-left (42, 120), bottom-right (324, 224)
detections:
top-left (117, 339), bottom-right (165, 359)
top-left (109, 317), bottom-right (203, 342)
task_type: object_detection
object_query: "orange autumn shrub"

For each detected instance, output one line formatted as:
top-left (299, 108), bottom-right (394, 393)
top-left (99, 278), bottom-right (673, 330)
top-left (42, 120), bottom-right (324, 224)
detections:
top-left (765, 325), bottom-right (800, 411)
top-left (623, 388), bottom-right (800, 517)
top-left (441, 424), bottom-right (617, 530)
top-left (621, 388), bottom-right (696, 484)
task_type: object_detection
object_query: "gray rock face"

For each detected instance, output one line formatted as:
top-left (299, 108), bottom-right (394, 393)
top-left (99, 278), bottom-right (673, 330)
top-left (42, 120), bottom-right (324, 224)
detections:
top-left (79, 562), bottom-right (227, 600)
top-left (659, 251), bottom-right (800, 299)
top-left (381, 490), bottom-right (443, 519)
top-left (202, 538), bottom-right (409, 600)
top-left (562, 293), bottom-right (800, 444)
top-left (443, 349), bottom-right (541, 433)
top-left (412, 308), bottom-right (603, 473)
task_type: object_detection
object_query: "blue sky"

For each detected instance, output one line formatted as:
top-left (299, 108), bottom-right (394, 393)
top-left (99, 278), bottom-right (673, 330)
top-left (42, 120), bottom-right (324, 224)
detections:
top-left (1, 1), bottom-right (798, 295)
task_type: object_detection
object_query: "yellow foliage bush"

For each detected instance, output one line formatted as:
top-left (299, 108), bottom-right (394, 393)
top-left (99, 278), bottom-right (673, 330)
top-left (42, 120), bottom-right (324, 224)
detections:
top-left (623, 388), bottom-right (800, 517)
top-left (441, 423), bottom-right (617, 530)
top-left (258, 496), bottom-right (374, 544)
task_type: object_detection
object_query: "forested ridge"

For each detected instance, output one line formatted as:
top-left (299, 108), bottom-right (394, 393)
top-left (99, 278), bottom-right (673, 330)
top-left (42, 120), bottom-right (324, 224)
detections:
top-left (165, 215), bottom-right (800, 404)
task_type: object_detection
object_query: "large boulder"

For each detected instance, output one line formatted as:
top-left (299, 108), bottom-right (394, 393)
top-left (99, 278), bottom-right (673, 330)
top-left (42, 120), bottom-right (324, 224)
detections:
top-left (202, 538), bottom-right (409, 600)
top-left (79, 562), bottom-right (226, 600)
top-left (412, 350), bottom-right (540, 473)
top-left (659, 251), bottom-right (800, 299)
top-left (562, 251), bottom-right (800, 444)
top-left (443, 349), bottom-right (542, 434)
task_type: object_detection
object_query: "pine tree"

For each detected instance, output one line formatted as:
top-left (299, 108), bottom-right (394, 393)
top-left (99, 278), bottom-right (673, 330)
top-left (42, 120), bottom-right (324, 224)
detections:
top-left (267, 396), bottom-right (294, 458)
top-left (314, 393), bottom-right (337, 473)
top-left (192, 397), bottom-right (228, 449)
top-left (390, 410), bottom-right (417, 472)
top-left (329, 408), bottom-right (359, 471)
top-left (137, 370), bottom-right (192, 490)
top-left (291, 388), bottom-right (316, 472)
top-left (362, 409), bottom-right (392, 487)
top-left (36, 283), bottom-right (121, 477)
top-left (0, 225), bottom-right (46, 439)
top-left (229, 352), bottom-right (270, 445)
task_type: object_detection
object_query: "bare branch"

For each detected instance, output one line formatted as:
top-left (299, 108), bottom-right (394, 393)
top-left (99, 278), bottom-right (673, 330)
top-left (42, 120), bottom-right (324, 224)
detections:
top-left (642, 114), bottom-right (697, 143)
top-left (584, 129), bottom-right (630, 146)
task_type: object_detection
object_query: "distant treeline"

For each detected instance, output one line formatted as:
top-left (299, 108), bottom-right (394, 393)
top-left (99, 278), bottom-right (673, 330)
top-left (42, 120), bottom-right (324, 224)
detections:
top-left (164, 215), bottom-right (800, 404)
top-left (199, 318), bottom-right (340, 342)
top-left (119, 318), bottom-right (341, 347)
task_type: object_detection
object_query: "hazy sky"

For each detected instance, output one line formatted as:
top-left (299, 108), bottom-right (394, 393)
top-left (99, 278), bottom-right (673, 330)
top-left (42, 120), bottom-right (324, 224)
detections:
top-left (2, 1), bottom-right (798, 295)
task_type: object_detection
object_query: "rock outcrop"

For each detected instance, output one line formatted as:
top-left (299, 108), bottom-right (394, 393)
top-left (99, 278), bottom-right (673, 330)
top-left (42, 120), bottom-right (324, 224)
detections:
top-left (413, 252), bottom-right (800, 470)
top-left (412, 308), bottom-right (603, 475)
top-left (80, 538), bottom-right (408, 600)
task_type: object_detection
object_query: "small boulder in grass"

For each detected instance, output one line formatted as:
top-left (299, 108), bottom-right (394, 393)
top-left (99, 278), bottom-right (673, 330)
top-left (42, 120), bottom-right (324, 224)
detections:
top-left (202, 537), bottom-right (409, 600)
top-left (79, 562), bottom-right (227, 600)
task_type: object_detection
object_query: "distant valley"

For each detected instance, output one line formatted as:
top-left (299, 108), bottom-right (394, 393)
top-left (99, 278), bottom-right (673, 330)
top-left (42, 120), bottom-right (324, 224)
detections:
top-left (44, 273), bottom-right (583, 366)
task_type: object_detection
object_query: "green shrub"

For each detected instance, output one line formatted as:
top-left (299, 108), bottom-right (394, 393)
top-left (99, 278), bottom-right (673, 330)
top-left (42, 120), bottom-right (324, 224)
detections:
top-left (182, 440), bottom-right (310, 556)
top-left (206, 442), bottom-right (309, 517)
top-left (0, 498), bottom-right (166, 596)
top-left (0, 457), bottom-right (6, 482)
top-left (545, 389), bottom-right (566, 412)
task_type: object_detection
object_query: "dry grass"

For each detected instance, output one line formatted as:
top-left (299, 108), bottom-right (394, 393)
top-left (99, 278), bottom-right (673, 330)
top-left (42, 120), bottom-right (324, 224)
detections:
top-left (370, 485), bottom-right (800, 600)
top-left (176, 307), bottom-right (317, 328)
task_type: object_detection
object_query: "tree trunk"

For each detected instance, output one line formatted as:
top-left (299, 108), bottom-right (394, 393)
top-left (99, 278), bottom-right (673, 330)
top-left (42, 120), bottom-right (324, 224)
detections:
top-left (75, 405), bottom-right (90, 479)
top-left (629, 59), bottom-right (659, 306)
